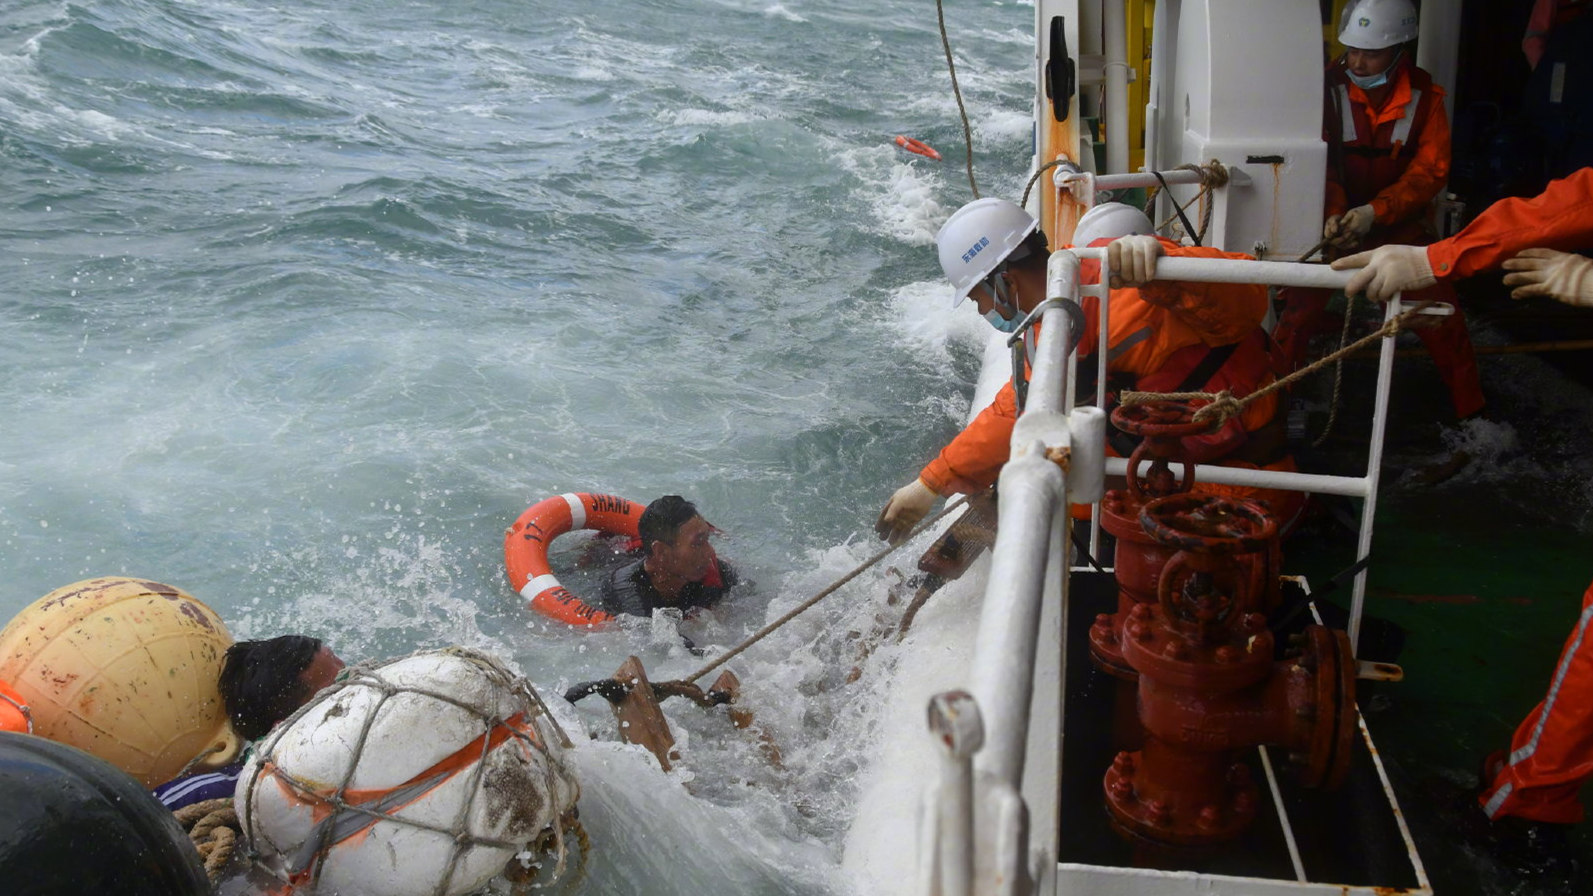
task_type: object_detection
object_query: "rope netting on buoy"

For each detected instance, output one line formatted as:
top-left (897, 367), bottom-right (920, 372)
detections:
top-left (236, 647), bottom-right (583, 896)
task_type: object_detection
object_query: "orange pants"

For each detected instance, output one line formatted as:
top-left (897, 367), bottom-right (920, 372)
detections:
top-left (1481, 580), bottom-right (1593, 824)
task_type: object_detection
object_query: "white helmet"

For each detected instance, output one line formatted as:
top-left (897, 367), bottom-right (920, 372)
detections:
top-left (1071, 201), bottom-right (1154, 248)
top-left (936, 198), bottom-right (1039, 308)
top-left (1337, 0), bottom-right (1417, 51)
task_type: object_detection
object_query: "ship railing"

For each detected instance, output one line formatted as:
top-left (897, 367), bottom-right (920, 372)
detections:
top-left (920, 249), bottom-right (1429, 895)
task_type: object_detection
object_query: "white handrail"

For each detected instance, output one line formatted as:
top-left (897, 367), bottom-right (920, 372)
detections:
top-left (921, 250), bottom-right (1403, 894)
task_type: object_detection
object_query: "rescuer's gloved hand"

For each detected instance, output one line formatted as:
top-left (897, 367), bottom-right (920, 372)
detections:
top-left (1323, 204), bottom-right (1376, 249)
top-left (1502, 249), bottom-right (1593, 308)
top-left (1331, 244), bottom-right (1436, 302)
top-left (1107, 234), bottom-right (1163, 287)
top-left (875, 478), bottom-right (938, 543)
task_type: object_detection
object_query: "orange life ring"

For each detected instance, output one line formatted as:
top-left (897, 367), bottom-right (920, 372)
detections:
top-left (0, 681), bottom-right (31, 733)
top-left (504, 493), bottom-right (646, 626)
top-left (894, 134), bottom-right (942, 161)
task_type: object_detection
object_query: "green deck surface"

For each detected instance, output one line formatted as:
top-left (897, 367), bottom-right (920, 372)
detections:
top-left (1279, 317), bottom-right (1593, 892)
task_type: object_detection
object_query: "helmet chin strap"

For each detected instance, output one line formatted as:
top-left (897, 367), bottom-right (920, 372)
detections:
top-left (979, 268), bottom-right (1023, 334)
top-left (990, 267), bottom-right (1018, 318)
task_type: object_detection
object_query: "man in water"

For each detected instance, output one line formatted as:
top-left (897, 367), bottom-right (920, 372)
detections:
top-left (153, 635), bottom-right (345, 810)
top-left (598, 495), bottom-right (737, 618)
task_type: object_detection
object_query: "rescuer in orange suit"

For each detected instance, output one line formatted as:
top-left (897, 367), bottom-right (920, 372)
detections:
top-left (1272, 0), bottom-right (1485, 421)
top-left (874, 199), bottom-right (1302, 544)
top-left (1334, 167), bottom-right (1593, 303)
top-left (1336, 168), bottom-right (1593, 880)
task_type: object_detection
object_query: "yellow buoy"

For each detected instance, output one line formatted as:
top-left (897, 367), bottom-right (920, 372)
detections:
top-left (0, 576), bottom-right (242, 786)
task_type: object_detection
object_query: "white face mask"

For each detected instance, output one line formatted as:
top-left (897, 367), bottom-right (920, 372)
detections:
top-left (1347, 67), bottom-right (1390, 89)
top-left (1345, 48), bottom-right (1400, 90)
top-left (979, 272), bottom-right (1021, 333)
top-left (984, 306), bottom-right (1020, 333)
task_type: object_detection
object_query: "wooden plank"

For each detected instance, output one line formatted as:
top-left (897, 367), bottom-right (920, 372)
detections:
top-left (608, 656), bottom-right (678, 771)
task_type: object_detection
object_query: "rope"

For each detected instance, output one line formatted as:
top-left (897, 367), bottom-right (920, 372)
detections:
top-left (1022, 158), bottom-right (1072, 210)
top-left (177, 797), bottom-right (241, 883)
top-left (171, 741), bottom-right (225, 780)
top-left (1143, 161), bottom-right (1228, 245)
top-left (239, 648), bottom-right (579, 895)
top-left (935, 0), bottom-right (980, 199)
top-left (1197, 181), bottom-right (1214, 245)
top-left (1191, 159), bottom-right (1230, 188)
top-left (1121, 299), bottom-right (1439, 427)
top-left (677, 493), bottom-right (972, 685)
top-left (1312, 292), bottom-right (1359, 447)
top-left (506, 811), bottom-right (589, 892)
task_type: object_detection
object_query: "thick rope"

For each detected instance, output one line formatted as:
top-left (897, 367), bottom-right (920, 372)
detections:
top-left (1121, 299), bottom-right (1439, 426)
top-left (177, 797), bottom-right (240, 883)
top-left (935, 0), bottom-right (979, 199)
top-left (1144, 161), bottom-right (1227, 244)
top-left (678, 493), bottom-right (971, 685)
top-left (1152, 181), bottom-right (1209, 242)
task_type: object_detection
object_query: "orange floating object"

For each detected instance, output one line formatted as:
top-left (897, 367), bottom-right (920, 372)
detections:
top-left (894, 134), bottom-right (942, 161)
top-left (504, 492), bottom-right (644, 626)
top-left (0, 682), bottom-right (29, 733)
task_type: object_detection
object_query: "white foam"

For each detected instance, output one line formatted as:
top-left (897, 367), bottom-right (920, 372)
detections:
top-left (763, 4), bottom-right (807, 23)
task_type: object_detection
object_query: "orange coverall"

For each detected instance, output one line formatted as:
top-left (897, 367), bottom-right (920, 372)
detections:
top-left (1448, 168), bottom-right (1593, 824)
top-left (1275, 57), bottom-right (1485, 420)
top-left (1426, 167), bottom-right (1593, 280)
top-left (918, 239), bottom-right (1302, 526)
top-left (1483, 580), bottom-right (1593, 824)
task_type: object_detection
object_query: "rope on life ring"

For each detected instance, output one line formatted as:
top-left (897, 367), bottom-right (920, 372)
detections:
top-left (894, 135), bottom-right (942, 161)
top-left (504, 492), bottom-right (646, 627)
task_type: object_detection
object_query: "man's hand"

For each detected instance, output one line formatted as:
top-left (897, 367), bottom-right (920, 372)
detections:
top-left (1322, 204), bottom-right (1375, 250)
top-left (875, 478), bottom-right (938, 543)
top-left (1107, 234), bottom-right (1162, 288)
top-left (1502, 249), bottom-right (1593, 308)
top-left (1331, 244), bottom-right (1436, 301)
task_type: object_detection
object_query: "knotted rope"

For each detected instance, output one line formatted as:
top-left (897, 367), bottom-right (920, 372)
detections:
top-left (1121, 299), bottom-right (1438, 427)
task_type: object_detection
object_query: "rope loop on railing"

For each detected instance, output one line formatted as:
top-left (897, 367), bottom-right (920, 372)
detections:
top-left (1122, 299), bottom-right (1438, 429)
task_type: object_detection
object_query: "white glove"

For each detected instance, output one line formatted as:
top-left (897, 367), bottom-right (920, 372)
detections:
top-left (1501, 248), bottom-right (1593, 308)
top-left (1323, 204), bottom-right (1376, 249)
top-left (1106, 234), bottom-right (1162, 287)
top-left (1331, 244), bottom-right (1436, 302)
top-left (875, 478), bottom-right (938, 543)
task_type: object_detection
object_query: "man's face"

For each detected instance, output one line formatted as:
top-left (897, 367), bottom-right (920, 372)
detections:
top-left (300, 645), bottom-right (345, 694)
top-left (968, 270), bottom-right (1022, 320)
top-left (653, 515), bottom-right (716, 582)
top-left (1346, 46), bottom-right (1398, 78)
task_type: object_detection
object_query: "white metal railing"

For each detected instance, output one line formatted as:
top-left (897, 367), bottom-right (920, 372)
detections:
top-left (922, 249), bottom-right (1417, 896)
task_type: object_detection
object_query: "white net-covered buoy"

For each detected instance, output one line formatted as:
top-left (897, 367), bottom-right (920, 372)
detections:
top-left (237, 647), bottom-right (580, 896)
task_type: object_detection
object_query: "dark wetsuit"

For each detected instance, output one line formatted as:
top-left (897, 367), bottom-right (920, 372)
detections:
top-left (597, 556), bottom-right (738, 618)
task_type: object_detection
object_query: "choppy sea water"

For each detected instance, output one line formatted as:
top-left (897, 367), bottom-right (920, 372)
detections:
top-left (9, 1), bottom-right (1593, 893)
top-left (0, 0), bottom-right (1037, 893)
